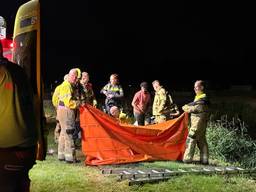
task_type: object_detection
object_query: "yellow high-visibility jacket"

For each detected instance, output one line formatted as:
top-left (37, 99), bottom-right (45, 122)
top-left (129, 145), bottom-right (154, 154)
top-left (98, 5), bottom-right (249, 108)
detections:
top-left (58, 81), bottom-right (78, 109)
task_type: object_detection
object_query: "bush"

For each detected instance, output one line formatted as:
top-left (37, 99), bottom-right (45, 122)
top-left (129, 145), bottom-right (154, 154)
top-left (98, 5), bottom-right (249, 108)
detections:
top-left (207, 115), bottom-right (256, 168)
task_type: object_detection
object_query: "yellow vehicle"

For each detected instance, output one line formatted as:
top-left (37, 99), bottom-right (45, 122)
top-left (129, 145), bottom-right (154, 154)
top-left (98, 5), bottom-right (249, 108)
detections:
top-left (13, 0), bottom-right (46, 160)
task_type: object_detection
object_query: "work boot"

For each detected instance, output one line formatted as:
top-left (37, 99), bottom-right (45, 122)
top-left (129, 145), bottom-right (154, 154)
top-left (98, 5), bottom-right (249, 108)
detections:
top-left (65, 159), bottom-right (81, 164)
top-left (183, 159), bottom-right (192, 164)
top-left (201, 160), bottom-right (209, 165)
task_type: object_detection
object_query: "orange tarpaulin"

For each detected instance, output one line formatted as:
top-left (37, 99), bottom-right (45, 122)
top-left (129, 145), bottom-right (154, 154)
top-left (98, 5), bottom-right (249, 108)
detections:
top-left (80, 104), bottom-right (188, 165)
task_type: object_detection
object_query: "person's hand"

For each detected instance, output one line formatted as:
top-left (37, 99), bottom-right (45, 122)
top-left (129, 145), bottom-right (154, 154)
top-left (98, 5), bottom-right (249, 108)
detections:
top-left (75, 100), bottom-right (81, 107)
top-left (93, 100), bottom-right (97, 108)
top-left (107, 94), bottom-right (114, 99)
top-left (182, 105), bottom-right (188, 111)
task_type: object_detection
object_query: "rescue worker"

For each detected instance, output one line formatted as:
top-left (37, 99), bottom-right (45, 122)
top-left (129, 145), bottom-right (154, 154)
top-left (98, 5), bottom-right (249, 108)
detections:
top-left (79, 71), bottom-right (97, 107)
top-left (100, 73), bottom-right (124, 114)
top-left (0, 41), bottom-right (37, 191)
top-left (57, 68), bottom-right (80, 163)
top-left (131, 81), bottom-right (151, 125)
top-left (109, 106), bottom-right (132, 124)
top-left (52, 74), bottom-right (69, 143)
top-left (152, 80), bottom-right (176, 123)
top-left (182, 80), bottom-right (210, 165)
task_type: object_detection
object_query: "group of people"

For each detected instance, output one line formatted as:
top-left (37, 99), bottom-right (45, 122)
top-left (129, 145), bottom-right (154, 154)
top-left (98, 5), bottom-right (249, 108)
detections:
top-left (0, 37), bottom-right (210, 191)
top-left (52, 68), bottom-right (210, 166)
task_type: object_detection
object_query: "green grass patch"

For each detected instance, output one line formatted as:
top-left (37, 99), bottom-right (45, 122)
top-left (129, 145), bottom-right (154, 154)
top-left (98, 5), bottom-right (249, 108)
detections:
top-left (35, 100), bottom-right (256, 191)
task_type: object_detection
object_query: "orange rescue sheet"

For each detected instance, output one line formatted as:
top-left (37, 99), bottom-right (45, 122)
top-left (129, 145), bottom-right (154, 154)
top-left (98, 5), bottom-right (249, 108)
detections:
top-left (80, 104), bottom-right (188, 165)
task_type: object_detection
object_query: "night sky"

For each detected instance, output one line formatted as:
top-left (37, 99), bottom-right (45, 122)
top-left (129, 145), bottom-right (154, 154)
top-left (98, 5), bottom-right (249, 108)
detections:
top-left (1, 1), bottom-right (255, 91)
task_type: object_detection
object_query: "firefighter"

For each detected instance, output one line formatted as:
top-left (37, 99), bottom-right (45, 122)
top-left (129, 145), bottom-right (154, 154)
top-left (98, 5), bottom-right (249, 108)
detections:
top-left (100, 73), bottom-right (124, 114)
top-left (79, 72), bottom-right (97, 107)
top-left (57, 68), bottom-right (80, 163)
top-left (52, 74), bottom-right (69, 143)
top-left (182, 80), bottom-right (210, 165)
top-left (152, 80), bottom-right (175, 123)
top-left (0, 41), bottom-right (37, 191)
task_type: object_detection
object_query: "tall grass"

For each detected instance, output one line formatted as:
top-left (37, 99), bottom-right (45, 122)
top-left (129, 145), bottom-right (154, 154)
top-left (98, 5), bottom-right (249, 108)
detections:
top-left (207, 115), bottom-right (256, 168)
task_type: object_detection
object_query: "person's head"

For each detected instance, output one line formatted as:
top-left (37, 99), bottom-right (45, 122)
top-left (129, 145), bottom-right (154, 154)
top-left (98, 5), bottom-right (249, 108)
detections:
top-left (194, 80), bottom-right (205, 94)
top-left (152, 80), bottom-right (161, 91)
top-left (80, 72), bottom-right (89, 84)
top-left (109, 106), bottom-right (120, 118)
top-left (68, 68), bottom-right (78, 85)
top-left (110, 73), bottom-right (119, 85)
top-left (0, 40), bottom-right (3, 58)
top-left (63, 74), bottom-right (69, 81)
top-left (140, 81), bottom-right (148, 92)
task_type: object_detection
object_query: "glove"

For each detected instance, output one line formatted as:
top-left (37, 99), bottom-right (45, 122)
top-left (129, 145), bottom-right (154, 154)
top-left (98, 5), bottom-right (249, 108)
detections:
top-left (182, 105), bottom-right (189, 111)
top-left (93, 100), bottom-right (97, 107)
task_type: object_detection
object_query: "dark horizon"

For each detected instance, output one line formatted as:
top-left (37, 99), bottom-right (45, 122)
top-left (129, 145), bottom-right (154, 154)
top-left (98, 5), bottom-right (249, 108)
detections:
top-left (1, 1), bottom-right (255, 89)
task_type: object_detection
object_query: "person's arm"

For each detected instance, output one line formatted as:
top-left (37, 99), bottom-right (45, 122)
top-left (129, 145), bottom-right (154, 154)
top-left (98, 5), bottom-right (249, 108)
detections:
top-left (182, 103), bottom-right (204, 113)
top-left (112, 85), bottom-right (124, 98)
top-left (61, 83), bottom-right (79, 109)
top-left (131, 92), bottom-right (143, 113)
top-left (170, 104), bottom-right (180, 116)
top-left (158, 89), bottom-right (167, 113)
top-left (100, 84), bottom-right (109, 96)
top-left (52, 86), bottom-right (60, 108)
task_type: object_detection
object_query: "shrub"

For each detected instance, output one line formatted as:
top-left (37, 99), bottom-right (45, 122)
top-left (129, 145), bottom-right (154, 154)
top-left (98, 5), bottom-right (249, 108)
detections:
top-left (207, 115), bottom-right (256, 168)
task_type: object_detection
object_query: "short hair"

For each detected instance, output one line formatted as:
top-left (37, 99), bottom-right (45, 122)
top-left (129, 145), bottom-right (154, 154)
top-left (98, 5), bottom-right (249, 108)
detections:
top-left (110, 73), bottom-right (119, 79)
top-left (82, 72), bottom-right (89, 77)
top-left (152, 80), bottom-right (160, 85)
top-left (196, 80), bottom-right (206, 90)
top-left (140, 81), bottom-right (148, 89)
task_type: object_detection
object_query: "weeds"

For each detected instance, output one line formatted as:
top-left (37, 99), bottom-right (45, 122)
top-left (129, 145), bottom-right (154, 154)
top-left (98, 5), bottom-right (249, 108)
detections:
top-left (207, 115), bottom-right (256, 168)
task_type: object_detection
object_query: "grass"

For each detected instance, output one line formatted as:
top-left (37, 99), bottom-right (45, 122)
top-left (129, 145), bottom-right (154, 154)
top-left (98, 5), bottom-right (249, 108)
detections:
top-left (29, 100), bottom-right (256, 192)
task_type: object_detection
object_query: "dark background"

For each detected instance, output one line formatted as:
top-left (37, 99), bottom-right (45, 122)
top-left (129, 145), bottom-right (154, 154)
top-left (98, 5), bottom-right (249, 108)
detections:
top-left (1, 0), bottom-right (255, 91)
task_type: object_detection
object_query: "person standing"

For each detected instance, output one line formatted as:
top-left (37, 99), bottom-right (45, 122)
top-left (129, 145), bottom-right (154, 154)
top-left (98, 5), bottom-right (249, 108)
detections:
top-left (131, 82), bottom-right (151, 125)
top-left (152, 80), bottom-right (174, 123)
top-left (0, 40), bottom-right (38, 192)
top-left (100, 73), bottom-right (124, 114)
top-left (57, 68), bottom-right (80, 163)
top-left (182, 80), bottom-right (210, 165)
top-left (79, 72), bottom-right (97, 107)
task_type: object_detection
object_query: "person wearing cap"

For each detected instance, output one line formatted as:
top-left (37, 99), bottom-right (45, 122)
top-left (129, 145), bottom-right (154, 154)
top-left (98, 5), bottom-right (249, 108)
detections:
top-left (131, 82), bottom-right (151, 126)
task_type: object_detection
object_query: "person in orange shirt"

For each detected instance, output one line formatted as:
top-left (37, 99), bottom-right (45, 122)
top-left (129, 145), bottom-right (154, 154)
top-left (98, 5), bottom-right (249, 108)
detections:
top-left (131, 82), bottom-right (151, 126)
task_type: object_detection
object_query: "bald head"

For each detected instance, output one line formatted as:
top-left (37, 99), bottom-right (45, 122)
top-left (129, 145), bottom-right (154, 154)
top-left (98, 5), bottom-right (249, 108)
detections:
top-left (110, 106), bottom-right (120, 118)
top-left (68, 68), bottom-right (78, 84)
top-left (194, 80), bottom-right (205, 94)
